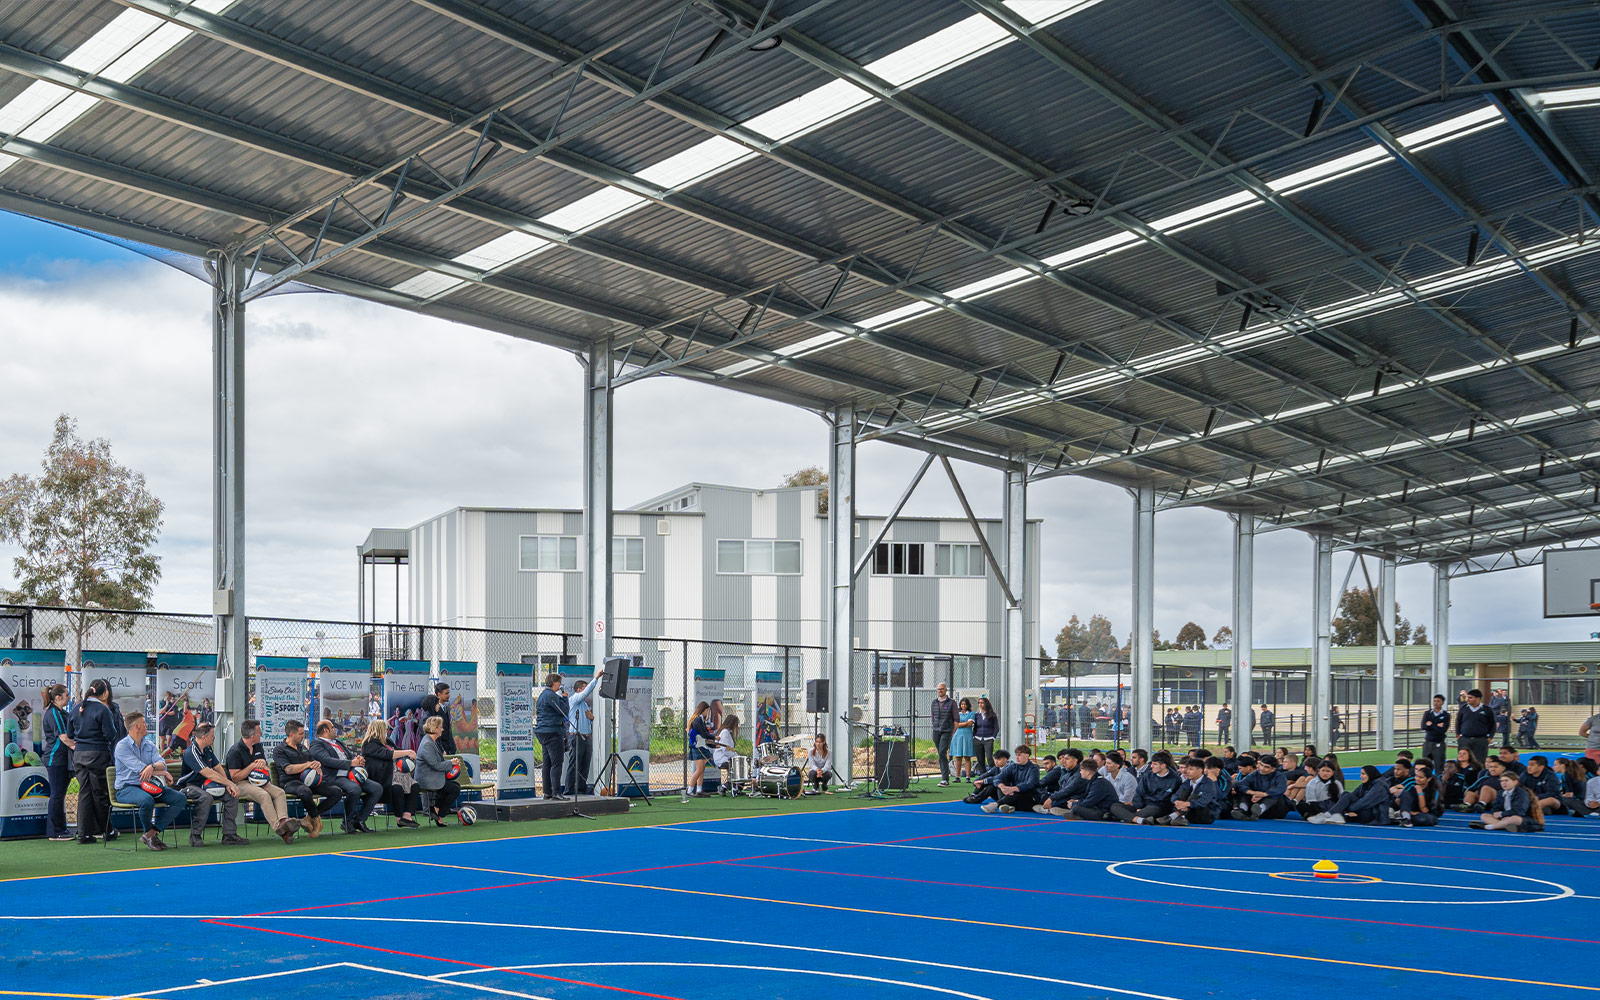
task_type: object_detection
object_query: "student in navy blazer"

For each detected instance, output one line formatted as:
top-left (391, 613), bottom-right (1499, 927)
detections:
top-left (40, 684), bottom-right (76, 841)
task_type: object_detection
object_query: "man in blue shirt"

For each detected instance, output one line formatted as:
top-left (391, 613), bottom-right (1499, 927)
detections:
top-left (113, 712), bottom-right (186, 851)
top-left (563, 668), bottom-right (606, 796)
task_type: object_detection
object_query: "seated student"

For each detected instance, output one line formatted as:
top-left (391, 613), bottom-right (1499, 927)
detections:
top-left (972, 745), bottom-right (1040, 814)
top-left (1035, 750), bottom-right (1089, 814)
top-left (1302, 744), bottom-right (1319, 760)
top-left (113, 711), bottom-right (186, 851)
top-left (1300, 760), bottom-right (1344, 823)
top-left (1280, 753), bottom-right (1307, 783)
top-left (963, 749), bottom-right (1009, 803)
top-left (273, 720), bottom-right (335, 838)
top-left (1232, 756), bottom-right (1290, 820)
top-left (1471, 758), bottom-right (1512, 813)
top-left (1089, 750), bottom-right (1109, 773)
top-left (176, 723), bottom-right (248, 847)
top-left (1033, 754), bottom-right (1066, 804)
top-left (1385, 759), bottom-right (1416, 818)
top-left (1494, 746), bottom-right (1524, 776)
top-left (311, 719), bottom-right (383, 835)
top-left (1286, 755), bottom-right (1318, 807)
top-left (1218, 746), bottom-right (1240, 774)
top-left (1202, 757), bottom-right (1231, 816)
top-left (1473, 771), bottom-right (1539, 832)
top-left (1129, 749), bottom-right (1150, 776)
top-left (1519, 756), bottom-right (1563, 815)
top-left (1325, 765), bottom-right (1391, 825)
top-left (1446, 749), bottom-right (1488, 811)
top-left (1104, 751), bottom-right (1137, 804)
top-left (1381, 750), bottom-right (1416, 781)
top-left (1109, 751), bottom-right (1179, 825)
top-left (1161, 757), bottom-right (1218, 826)
top-left (1398, 765), bottom-right (1442, 827)
top-left (1054, 762), bottom-right (1118, 821)
top-left (1583, 760), bottom-right (1600, 818)
top-left (1556, 757), bottom-right (1598, 818)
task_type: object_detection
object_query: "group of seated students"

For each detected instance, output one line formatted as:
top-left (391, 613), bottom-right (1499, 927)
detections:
top-left (108, 713), bottom-right (464, 852)
top-left (965, 742), bottom-right (1600, 832)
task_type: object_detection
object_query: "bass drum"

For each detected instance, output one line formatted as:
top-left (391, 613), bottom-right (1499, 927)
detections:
top-left (755, 765), bottom-right (802, 799)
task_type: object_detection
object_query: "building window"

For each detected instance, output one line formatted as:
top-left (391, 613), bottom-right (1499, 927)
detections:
top-left (612, 536), bottom-right (644, 572)
top-left (872, 542), bottom-right (925, 576)
top-left (519, 535), bottom-right (578, 571)
top-left (716, 539), bottom-right (801, 575)
top-left (872, 656), bottom-right (926, 688)
top-left (714, 652), bottom-right (801, 688)
top-left (933, 543), bottom-right (984, 577)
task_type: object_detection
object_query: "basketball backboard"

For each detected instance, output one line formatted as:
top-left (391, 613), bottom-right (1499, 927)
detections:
top-left (1543, 548), bottom-right (1600, 618)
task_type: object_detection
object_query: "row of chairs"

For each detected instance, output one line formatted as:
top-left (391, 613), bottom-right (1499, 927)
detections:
top-left (104, 754), bottom-right (493, 850)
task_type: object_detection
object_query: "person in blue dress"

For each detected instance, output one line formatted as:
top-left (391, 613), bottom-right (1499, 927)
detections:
top-left (949, 698), bottom-right (976, 780)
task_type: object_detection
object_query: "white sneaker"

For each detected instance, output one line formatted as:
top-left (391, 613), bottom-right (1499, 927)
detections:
top-left (1049, 806), bottom-right (1070, 818)
top-left (1133, 816), bottom-right (1148, 825)
top-left (1305, 813), bottom-right (1326, 824)
top-left (1032, 804), bottom-right (1049, 814)
top-left (998, 804), bottom-right (1015, 813)
top-left (1324, 813), bottom-right (1346, 824)
top-left (980, 801), bottom-right (999, 814)
top-left (938, 780), bottom-right (949, 787)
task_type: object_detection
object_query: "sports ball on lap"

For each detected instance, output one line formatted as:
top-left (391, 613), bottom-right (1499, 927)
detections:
top-left (303, 767), bottom-right (322, 790)
top-left (445, 760), bottom-right (462, 781)
top-left (347, 766), bottom-right (368, 784)
top-left (457, 805), bottom-right (476, 826)
top-left (397, 757), bottom-right (416, 774)
top-left (248, 764), bottom-right (270, 786)
top-left (203, 779), bottom-right (227, 799)
top-left (140, 773), bottom-right (170, 796)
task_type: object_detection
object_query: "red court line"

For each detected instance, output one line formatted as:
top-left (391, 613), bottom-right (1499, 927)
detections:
top-left (248, 879), bottom-right (549, 916)
top-left (203, 919), bottom-right (690, 999)
top-left (717, 861), bottom-right (1600, 945)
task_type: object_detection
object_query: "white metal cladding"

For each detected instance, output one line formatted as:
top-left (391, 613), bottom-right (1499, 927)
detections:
top-left (367, 483), bottom-right (1034, 663)
top-left (3, 0), bottom-right (1600, 571)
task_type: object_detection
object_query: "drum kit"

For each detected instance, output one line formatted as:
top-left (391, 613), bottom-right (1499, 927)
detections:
top-left (723, 733), bottom-right (810, 799)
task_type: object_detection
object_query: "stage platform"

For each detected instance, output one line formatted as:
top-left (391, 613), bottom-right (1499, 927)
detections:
top-left (486, 794), bottom-right (632, 822)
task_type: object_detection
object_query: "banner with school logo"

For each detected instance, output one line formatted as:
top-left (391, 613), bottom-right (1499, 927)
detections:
top-left (615, 665), bottom-right (654, 796)
top-left (0, 649), bottom-right (65, 836)
top-left (154, 653), bottom-right (216, 753)
top-left (753, 670), bottom-right (782, 747)
top-left (317, 658), bottom-right (372, 743)
top-left (437, 660), bottom-right (479, 756)
top-left (693, 668), bottom-right (726, 733)
top-left (495, 662), bottom-right (535, 799)
top-left (81, 650), bottom-right (150, 726)
top-left (255, 656), bottom-right (309, 747)
top-left (382, 660), bottom-right (431, 753)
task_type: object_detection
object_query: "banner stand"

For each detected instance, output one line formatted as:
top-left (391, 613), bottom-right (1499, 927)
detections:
top-left (494, 662), bottom-right (536, 800)
top-left (1, 650), bottom-right (66, 839)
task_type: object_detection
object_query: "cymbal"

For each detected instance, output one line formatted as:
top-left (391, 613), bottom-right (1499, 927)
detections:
top-left (777, 734), bottom-right (810, 744)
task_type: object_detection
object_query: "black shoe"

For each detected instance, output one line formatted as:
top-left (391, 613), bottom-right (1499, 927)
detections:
top-left (397, 817), bottom-right (419, 829)
top-left (356, 821), bottom-right (375, 834)
top-left (344, 824), bottom-right (364, 834)
top-left (221, 834), bottom-right (249, 846)
top-left (103, 828), bottom-right (119, 842)
top-left (77, 837), bottom-right (96, 845)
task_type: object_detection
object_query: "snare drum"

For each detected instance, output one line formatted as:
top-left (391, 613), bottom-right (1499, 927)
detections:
top-left (755, 741), bottom-right (782, 764)
top-left (726, 756), bottom-right (752, 781)
top-left (755, 765), bottom-right (802, 799)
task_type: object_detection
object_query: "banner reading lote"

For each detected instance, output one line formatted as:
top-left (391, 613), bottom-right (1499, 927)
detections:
top-left (495, 662), bottom-right (536, 799)
top-left (256, 656), bottom-right (310, 747)
top-left (155, 653), bottom-right (216, 753)
top-left (437, 661), bottom-right (479, 756)
top-left (0, 649), bottom-right (65, 837)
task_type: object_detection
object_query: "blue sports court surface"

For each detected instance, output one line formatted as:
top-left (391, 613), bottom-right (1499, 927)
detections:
top-left (5, 801), bottom-right (1598, 999)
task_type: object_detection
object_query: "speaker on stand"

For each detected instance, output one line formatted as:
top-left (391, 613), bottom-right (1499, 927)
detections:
top-left (597, 655), bottom-right (651, 806)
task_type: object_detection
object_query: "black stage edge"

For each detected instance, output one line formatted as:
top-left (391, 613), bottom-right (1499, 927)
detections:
top-left (485, 794), bottom-right (632, 822)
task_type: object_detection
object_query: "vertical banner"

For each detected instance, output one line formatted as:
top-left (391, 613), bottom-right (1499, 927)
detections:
top-left (1, 650), bottom-right (65, 837)
top-left (255, 656), bottom-right (309, 748)
top-left (495, 662), bottom-right (535, 799)
top-left (317, 658), bottom-right (372, 742)
top-left (383, 660), bottom-right (431, 752)
top-left (437, 661), bottom-right (479, 756)
top-left (155, 653), bottom-right (216, 754)
top-left (616, 665), bottom-right (654, 795)
top-left (693, 668), bottom-right (726, 733)
top-left (81, 651), bottom-right (150, 726)
top-left (754, 670), bottom-right (782, 747)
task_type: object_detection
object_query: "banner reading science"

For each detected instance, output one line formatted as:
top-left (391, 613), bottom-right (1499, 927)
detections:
top-left (318, 658), bottom-right (372, 742)
top-left (255, 656), bottom-right (310, 747)
top-left (0, 649), bottom-right (65, 837)
top-left (383, 660), bottom-right (431, 753)
top-left (495, 662), bottom-right (535, 799)
top-left (155, 653), bottom-right (216, 753)
top-left (438, 661), bottom-right (479, 755)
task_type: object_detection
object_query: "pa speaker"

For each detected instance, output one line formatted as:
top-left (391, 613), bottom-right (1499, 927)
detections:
top-left (804, 679), bottom-right (829, 713)
top-left (873, 738), bottom-right (908, 791)
top-left (599, 656), bottom-right (630, 699)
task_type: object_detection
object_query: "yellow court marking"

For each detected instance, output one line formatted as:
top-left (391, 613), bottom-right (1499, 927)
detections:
top-left (1268, 871), bottom-right (1383, 885)
top-left (0, 992), bottom-right (128, 999)
top-left (344, 853), bottom-right (1600, 994)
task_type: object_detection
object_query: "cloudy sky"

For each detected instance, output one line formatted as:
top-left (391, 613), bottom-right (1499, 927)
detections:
top-left (0, 210), bottom-right (1588, 651)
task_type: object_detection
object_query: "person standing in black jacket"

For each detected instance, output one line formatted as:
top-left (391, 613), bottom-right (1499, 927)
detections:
top-left (424, 682), bottom-right (458, 755)
top-left (70, 679), bottom-right (123, 844)
top-left (930, 683), bottom-right (957, 787)
top-left (1456, 689), bottom-right (1495, 764)
top-left (1259, 705), bottom-right (1276, 744)
top-left (1420, 694), bottom-right (1450, 774)
top-left (41, 684), bottom-right (76, 841)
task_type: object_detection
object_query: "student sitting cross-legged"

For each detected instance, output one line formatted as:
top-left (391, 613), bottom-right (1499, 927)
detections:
top-left (1300, 759), bottom-right (1343, 823)
top-left (1473, 771), bottom-right (1541, 831)
top-left (1035, 749), bottom-right (1089, 814)
top-left (1397, 764), bottom-right (1442, 827)
top-left (1160, 757), bottom-right (1218, 826)
top-left (963, 750), bottom-right (1008, 804)
top-left (1051, 761), bottom-right (1118, 820)
top-left (1203, 757), bottom-right (1232, 816)
top-left (1109, 751), bottom-right (1179, 825)
top-left (1034, 754), bottom-right (1065, 802)
top-left (1231, 756), bottom-right (1291, 820)
top-left (1324, 765), bottom-right (1391, 825)
top-left (1519, 756), bottom-right (1564, 816)
top-left (1555, 757), bottom-right (1598, 818)
top-left (971, 746), bottom-right (1040, 814)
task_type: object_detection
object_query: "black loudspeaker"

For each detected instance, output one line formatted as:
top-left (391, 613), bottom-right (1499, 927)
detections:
top-left (873, 738), bottom-right (908, 791)
top-left (805, 679), bottom-right (829, 714)
top-left (599, 656), bottom-right (630, 699)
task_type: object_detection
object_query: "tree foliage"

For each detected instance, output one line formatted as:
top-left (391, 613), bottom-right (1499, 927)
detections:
top-left (1054, 613), bottom-right (1121, 670)
top-left (0, 415), bottom-right (163, 664)
top-left (781, 466), bottom-right (828, 514)
top-left (1330, 587), bottom-right (1422, 646)
top-left (1173, 621), bottom-right (1209, 650)
top-left (1211, 625), bottom-right (1233, 649)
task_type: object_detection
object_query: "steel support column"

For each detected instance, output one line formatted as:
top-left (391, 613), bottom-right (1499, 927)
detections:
top-left (210, 252), bottom-right (248, 743)
top-left (827, 407), bottom-right (856, 782)
top-left (1002, 465), bottom-right (1028, 748)
top-left (583, 342), bottom-right (614, 786)
top-left (1130, 485), bottom-right (1156, 751)
top-left (1431, 562), bottom-right (1451, 703)
top-left (1377, 552), bottom-right (1397, 751)
top-left (1312, 534), bottom-right (1334, 750)
top-left (1230, 515), bottom-right (1255, 749)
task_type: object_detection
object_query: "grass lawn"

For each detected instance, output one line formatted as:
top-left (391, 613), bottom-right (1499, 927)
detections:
top-left (2, 780), bottom-right (973, 881)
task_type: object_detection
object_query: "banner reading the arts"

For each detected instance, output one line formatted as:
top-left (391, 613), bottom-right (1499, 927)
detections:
top-left (753, 670), bottom-right (782, 747)
top-left (437, 661), bottom-right (479, 756)
top-left (0, 649), bottom-right (65, 836)
top-left (495, 662), bottom-right (535, 799)
top-left (693, 668), bottom-right (726, 733)
top-left (383, 660), bottom-right (431, 752)
top-left (154, 653), bottom-right (216, 753)
top-left (81, 650), bottom-right (149, 727)
top-left (317, 658), bottom-right (372, 743)
top-left (255, 656), bottom-right (309, 747)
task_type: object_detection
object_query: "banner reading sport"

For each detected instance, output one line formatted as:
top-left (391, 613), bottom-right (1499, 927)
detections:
top-left (255, 656), bottom-right (309, 747)
top-left (155, 653), bottom-right (216, 754)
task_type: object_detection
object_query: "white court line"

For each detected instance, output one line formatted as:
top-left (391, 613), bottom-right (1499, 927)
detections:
top-left (104, 964), bottom-right (349, 1000)
top-left (1124, 862), bottom-right (1564, 897)
top-left (464, 962), bottom-right (992, 999)
top-left (341, 962), bottom-right (555, 1000)
top-left (1106, 856), bottom-right (1573, 905)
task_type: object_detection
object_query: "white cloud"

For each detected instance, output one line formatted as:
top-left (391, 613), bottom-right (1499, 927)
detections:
top-left (0, 255), bottom-right (1586, 647)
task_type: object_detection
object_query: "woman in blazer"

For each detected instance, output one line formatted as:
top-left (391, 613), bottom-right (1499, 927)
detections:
top-left (71, 678), bottom-right (124, 844)
top-left (415, 716), bottom-right (459, 825)
top-left (361, 719), bottom-right (421, 828)
top-left (41, 684), bottom-right (75, 841)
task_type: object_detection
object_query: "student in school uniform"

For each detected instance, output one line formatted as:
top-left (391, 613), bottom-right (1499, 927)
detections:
top-left (1398, 765), bottom-right (1443, 827)
top-left (972, 746), bottom-right (1040, 815)
top-left (1555, 757), bottom-right (1597, 818)
top-left (1034, 755), bottom-right (1065, 803)
top-left (1519, 756), bottom-right (1564, 815)
top-left (1203, 757), bottom-right (1232, 818)
top-left (1231, 756), bottom-right (1290, 820)
top-left (963, 750), bottom-right (1009, 804)
top-left (1129, 749), bottom-right (1150, 776)
top-left (1324, 765), bottom-right (1392, 825)
top-left (1161, 757), bottom-right (1218, 826)
top-left (1104, 751), bottom-right (1137, 805)
top-left (1300, 760), bottom-right (1344, 823)
top-left (1385, 759), bottom-right (1416, 819)
top-left (1036, 750), bottom-right (1090, 814)
top-left (1109, 751), bottom-right (1179, 825)
top-left (1494, 746), bottom-right (1525, 776)
top-left (1054, 762), bottom-right (1117, 821)
top-left (1473, 771), bottom-right (1537, 832)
